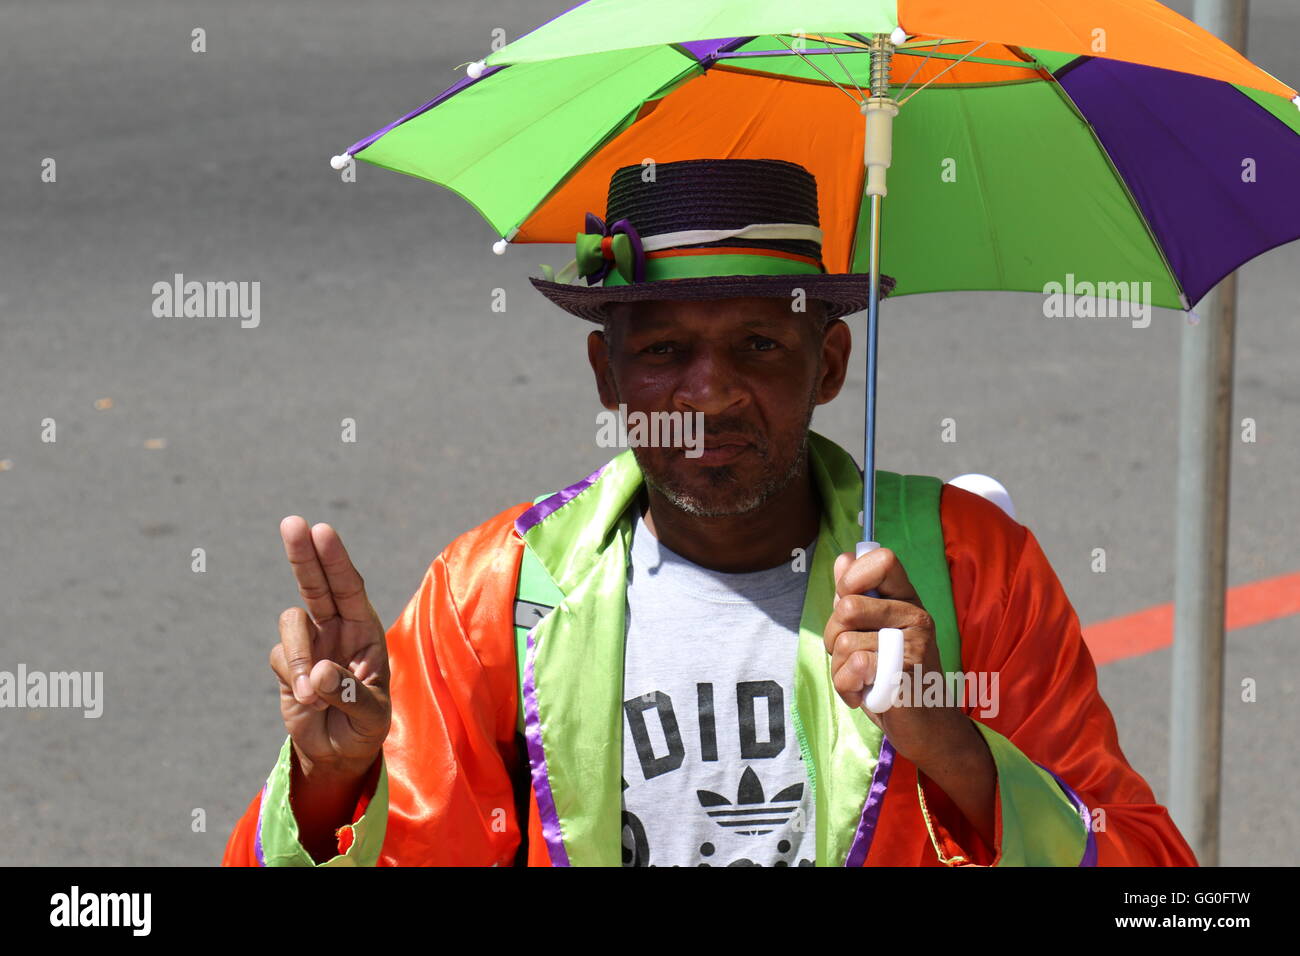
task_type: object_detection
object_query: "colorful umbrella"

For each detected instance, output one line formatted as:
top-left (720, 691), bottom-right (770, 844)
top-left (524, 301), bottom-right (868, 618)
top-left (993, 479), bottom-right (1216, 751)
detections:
top-left (332, 1), bottom-right (1300, 552)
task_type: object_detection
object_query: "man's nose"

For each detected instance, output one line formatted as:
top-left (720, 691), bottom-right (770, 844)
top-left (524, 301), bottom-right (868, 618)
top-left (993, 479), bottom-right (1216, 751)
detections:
top-left (673, 347), bottom-right (747, 416)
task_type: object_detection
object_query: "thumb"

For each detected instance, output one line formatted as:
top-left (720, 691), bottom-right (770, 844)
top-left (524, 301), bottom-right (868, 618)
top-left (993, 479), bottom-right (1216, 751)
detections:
top-left (308, 659), bottom-right (387, 735)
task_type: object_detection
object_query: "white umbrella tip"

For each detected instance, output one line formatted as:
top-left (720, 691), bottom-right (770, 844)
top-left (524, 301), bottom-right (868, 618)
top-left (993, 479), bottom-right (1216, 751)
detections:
top-left (330, 153), bottom-right (351, 170)
top-left (890, 27), bottom-right (908, 46)
top-left (492, 239), bottom-right (509, 255)
top-left (467, 60), bottom-right (487, 79)
top-left (1292, 94), bottom-right (1300, 110)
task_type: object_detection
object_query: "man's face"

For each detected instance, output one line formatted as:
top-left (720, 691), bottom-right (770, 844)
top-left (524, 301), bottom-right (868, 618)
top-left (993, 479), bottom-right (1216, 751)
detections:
top-left (587, 296), bottom-right (851, 517)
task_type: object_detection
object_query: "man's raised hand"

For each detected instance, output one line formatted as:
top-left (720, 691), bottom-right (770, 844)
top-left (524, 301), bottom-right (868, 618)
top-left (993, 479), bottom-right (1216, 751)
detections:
top-left (271, 517), bottom-right (391, 785)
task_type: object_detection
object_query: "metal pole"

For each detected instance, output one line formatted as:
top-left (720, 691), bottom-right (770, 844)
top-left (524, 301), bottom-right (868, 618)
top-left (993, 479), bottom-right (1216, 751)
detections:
top-left (864, 192), bottom-right (882, 542)
top-left (1171, 0), bottom-right (1248, 868)
top-left (862, 33), bottom-right (895, 544)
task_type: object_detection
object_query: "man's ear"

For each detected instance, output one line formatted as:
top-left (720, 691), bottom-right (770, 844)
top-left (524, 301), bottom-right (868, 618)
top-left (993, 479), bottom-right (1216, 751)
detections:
top-left (815, 317), bottom-right (852, 405)
top-left (587, 328), bottom-right (621, 411)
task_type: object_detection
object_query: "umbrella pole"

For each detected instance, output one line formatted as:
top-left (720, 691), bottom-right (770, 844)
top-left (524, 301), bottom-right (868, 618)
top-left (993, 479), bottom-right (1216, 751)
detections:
top-left (857, 33), bottom-right (908, 718)
top-left (860, 32), bottom-right (899, 550)
top-left (863, 192), bottom-right (883, 544)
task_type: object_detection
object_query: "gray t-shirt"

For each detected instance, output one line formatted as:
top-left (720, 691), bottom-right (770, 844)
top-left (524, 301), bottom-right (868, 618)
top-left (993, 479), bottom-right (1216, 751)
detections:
top-left (620, 511), bottom-right (817, 867)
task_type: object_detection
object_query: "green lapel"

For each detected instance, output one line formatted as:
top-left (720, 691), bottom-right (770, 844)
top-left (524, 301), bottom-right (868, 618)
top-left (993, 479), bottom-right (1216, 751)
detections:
top-left (795, 434), bottom-right (886, 867)
top-left (519, 449), bottom-right (642, 867)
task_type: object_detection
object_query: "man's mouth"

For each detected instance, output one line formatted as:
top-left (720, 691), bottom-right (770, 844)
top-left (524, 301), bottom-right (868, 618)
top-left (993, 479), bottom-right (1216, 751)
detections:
top-left (692, 438), bottom-right (754, 465)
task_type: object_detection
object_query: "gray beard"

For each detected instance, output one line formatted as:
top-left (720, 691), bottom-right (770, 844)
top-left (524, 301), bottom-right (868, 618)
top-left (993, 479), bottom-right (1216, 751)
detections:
top-left (638, 389), bottom-right (818, 519)
top-left (642, 432), bottom-right (810, 517)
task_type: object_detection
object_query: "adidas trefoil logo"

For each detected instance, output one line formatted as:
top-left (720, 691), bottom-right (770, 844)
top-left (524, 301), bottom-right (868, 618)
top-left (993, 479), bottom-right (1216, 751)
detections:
top-left (696, 766), bottom-right (804, 836)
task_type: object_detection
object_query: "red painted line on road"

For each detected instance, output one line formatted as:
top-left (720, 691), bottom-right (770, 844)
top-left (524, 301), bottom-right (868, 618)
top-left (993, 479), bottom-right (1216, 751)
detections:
top-left (1083, 571), bottom-right (1300, 667)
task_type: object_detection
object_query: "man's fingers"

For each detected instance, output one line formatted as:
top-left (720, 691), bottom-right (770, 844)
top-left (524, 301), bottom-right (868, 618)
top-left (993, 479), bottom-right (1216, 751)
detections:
top-left (833, 548), bottom-right (918, 602)
top-left (277, 607), bottom-right (319, 704)
top-left (833, 648), bottom-right (877, 707)
top-left (831, 628), bottom-right (876, 672)
top-left (825, 594), bottom-right (927, 654)
top-left (308, 659), bottom-right (388, 739)
top-left (281, 516), bottom-right (340, 625)
top-left (271, 644), bottom-right (330, 713)
top-left (310, 523), bottom-right (373, 625)
top-left (829, 622), bottom-right (929, 671)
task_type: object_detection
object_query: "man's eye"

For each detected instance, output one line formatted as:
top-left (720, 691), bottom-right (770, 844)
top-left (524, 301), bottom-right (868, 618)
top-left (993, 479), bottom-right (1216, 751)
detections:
top-left (644, 342), bottom-right (675, 355)
top-left (749, 337), bottom-right (778, 351)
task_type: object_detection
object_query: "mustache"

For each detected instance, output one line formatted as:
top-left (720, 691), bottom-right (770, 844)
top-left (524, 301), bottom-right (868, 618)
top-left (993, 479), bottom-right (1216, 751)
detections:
top-left (696, 417), bottom-right (767, 451)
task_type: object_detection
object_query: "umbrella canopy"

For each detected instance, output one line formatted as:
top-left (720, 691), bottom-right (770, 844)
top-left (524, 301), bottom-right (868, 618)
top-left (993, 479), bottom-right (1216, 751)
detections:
top-left (342, 1), bottom-right (1300, 311)
top-left (332, 0), bottom-right (1300, 739)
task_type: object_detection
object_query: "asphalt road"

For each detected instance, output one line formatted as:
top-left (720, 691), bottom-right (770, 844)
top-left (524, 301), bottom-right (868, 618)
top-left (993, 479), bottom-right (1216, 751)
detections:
top-left (1, 0), bottom-right (1296, 865)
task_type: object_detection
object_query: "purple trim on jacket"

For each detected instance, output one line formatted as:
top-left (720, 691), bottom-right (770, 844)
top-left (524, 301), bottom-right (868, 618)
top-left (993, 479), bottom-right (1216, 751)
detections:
top-left (255, 781), bottom-right (267, 867)
top-left (1039, 765), bottom-right (1099, 866)
top-left (514, 465), bottom-right (607, 536)
top-left (844, 738), bottom-right (896, 866)
top-left (523, 625), bottom-right (571, 866)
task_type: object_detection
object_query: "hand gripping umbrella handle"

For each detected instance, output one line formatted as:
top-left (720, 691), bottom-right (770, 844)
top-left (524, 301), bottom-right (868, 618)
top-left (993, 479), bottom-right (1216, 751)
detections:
top-left (856, 540), bottom-right (905, 714)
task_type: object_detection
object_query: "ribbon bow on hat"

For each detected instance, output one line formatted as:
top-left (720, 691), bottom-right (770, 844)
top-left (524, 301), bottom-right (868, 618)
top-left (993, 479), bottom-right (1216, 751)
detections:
top-left (575, 213), bottom-right (646, 285)
top-left (541, 212), bottom-right (647, 286)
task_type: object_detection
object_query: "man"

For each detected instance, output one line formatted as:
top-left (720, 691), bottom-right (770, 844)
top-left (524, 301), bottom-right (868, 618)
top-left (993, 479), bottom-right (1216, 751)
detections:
top-left (222, 158), bottom-right (1196, 867)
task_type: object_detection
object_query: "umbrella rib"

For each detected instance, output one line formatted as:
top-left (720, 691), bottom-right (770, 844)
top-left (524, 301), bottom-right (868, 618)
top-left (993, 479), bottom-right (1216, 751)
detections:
top-left (772, 34), bottom-right (863, 106)
top-left (823, 37), bottom-right (864, 100)
top-left (897, 42), bottom-right (939, 98)
top-left (899, 42), bottom-right (989, 105)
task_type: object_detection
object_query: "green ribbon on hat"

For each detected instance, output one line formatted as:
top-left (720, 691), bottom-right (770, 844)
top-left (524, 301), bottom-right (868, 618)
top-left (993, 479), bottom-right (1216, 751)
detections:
top-left (576, 232), bottom-right (636, 284)
top-left (602, 252), bottom-right (822, 285)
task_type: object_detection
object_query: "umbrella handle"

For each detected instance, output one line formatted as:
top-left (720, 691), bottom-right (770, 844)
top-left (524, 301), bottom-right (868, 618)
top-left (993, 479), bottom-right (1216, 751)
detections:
top-left (856, 540), bottom-right (905, 714)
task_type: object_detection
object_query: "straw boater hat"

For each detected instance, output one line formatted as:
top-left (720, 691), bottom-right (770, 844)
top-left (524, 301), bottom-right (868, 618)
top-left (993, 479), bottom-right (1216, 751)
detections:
top-left (530, 158), bottom-right (896, 323)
